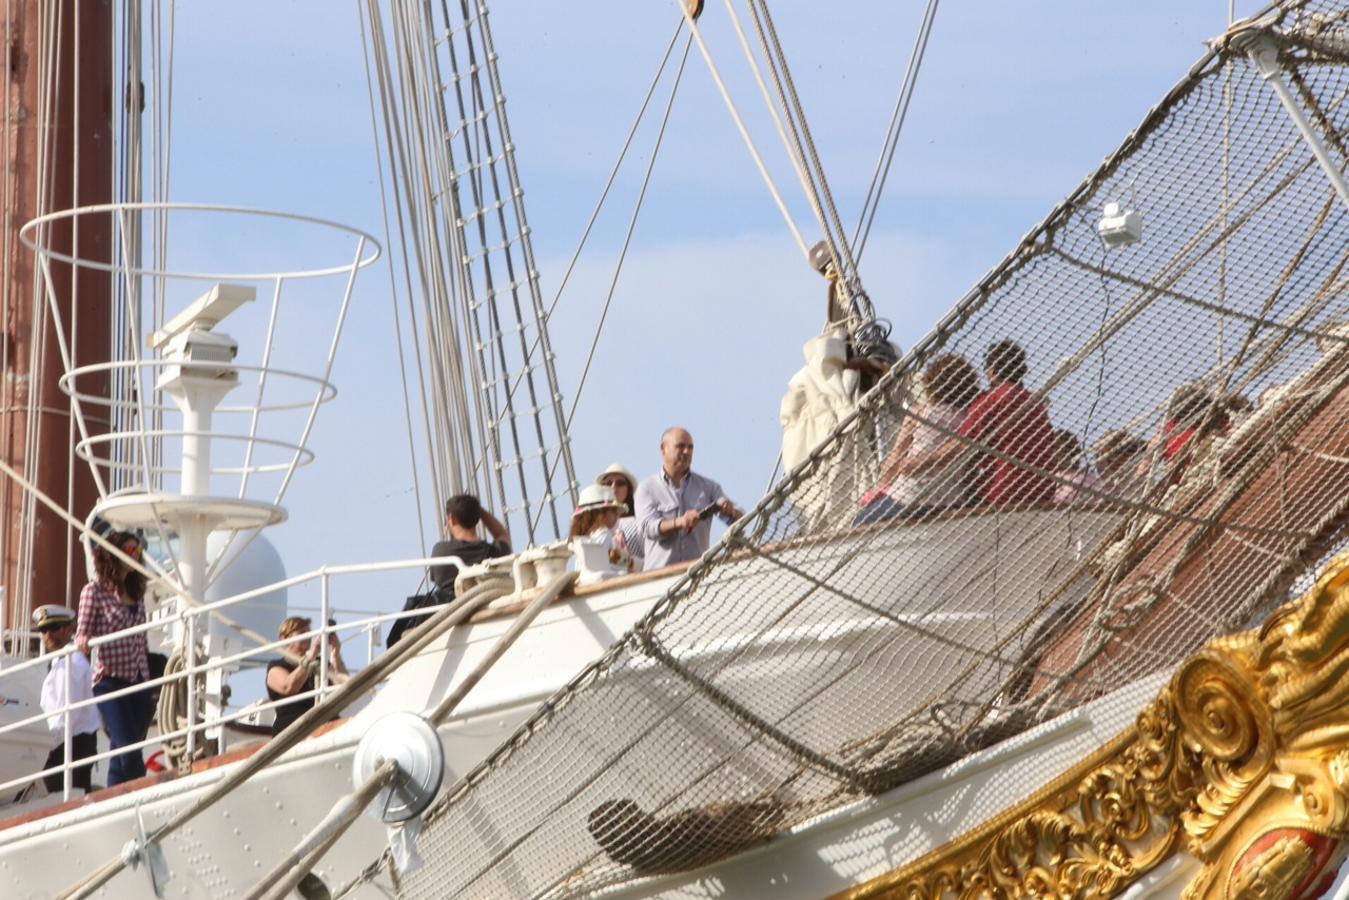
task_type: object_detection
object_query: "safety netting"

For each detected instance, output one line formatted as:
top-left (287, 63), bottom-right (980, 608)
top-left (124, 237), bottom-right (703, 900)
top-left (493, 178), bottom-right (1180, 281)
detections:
top-left (387, 2), bottom-right (1349, 896)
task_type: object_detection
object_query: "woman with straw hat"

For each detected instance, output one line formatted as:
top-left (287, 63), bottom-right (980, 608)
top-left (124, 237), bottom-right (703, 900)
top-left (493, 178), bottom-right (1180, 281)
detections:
top-left (596, 463), bottom-right (643, 568)
top-left (570, 484), bottom-right (634, 573)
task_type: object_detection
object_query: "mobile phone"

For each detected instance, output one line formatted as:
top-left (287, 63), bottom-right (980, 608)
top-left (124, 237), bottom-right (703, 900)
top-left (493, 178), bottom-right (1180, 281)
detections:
top-left (698, 502), bottom-right (720, 521)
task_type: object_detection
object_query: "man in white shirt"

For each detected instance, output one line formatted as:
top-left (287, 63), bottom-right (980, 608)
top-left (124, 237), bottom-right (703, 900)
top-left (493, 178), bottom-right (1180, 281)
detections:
top-left (34, 604), bottom-right (102, 793)
top-left (635, 427), bottom-right (742, 571)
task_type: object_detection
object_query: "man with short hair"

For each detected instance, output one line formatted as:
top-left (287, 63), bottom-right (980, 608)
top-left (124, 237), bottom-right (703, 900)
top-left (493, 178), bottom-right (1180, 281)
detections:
top-left (430, 494), bottom-right (512, 591)
top-left (387, 494), bottom-right (512, 647)
top-left (959, 340), bottom-right (1057, 507)
top-left (905, 340), bottom-right (1057, 509)
top-left (635, 427), bottom-right (742, 571)
top-left (33, 604), bottom-right (101, 793)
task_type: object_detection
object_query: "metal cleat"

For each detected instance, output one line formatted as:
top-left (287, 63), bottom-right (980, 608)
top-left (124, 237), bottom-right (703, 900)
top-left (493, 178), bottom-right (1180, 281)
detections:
top-left (511, 542), bottom-right (573, 596)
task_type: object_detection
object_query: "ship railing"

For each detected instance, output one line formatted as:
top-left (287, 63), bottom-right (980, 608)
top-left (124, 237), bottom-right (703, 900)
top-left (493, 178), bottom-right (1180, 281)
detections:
top-left (3, 510), bottom-right (1058, 805)
top-left (0, 547), bottom-right (597, 804)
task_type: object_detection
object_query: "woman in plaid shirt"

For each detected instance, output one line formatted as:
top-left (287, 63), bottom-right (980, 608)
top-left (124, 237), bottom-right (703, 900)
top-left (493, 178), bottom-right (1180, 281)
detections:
top-left (75, 530), bottom-right (151, 787)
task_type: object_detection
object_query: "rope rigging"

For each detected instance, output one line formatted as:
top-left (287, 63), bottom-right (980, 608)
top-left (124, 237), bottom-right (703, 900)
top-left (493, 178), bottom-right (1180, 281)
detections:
top-left (362, 0), bottom-right (578, 543)
top-left (528, 33), bottom-right (696, 534)
top-left (852, 0), bottom-right (941, 266)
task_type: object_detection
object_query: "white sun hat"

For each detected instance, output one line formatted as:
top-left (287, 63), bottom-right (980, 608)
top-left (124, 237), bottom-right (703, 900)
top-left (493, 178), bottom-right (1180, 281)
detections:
top-left (573, 484), bottom-right (621, 517)
top-left (594, 463), bottom-right (637, 491)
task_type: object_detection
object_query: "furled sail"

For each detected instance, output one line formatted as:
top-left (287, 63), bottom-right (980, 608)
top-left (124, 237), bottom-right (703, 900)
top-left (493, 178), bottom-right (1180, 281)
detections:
top-left (779, 325), bottom-right (878, 532)
top-left (375, 2), bottom-right (1349, 896)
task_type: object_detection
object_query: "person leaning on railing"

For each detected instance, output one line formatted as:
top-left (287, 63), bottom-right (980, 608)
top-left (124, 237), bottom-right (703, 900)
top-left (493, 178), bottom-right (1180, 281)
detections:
top-left (266, 616), bottom-right (347, 737)
top-left (635, 427), bottom-right (743, 572)
top-left (34, 603), bottom-right (101, 793)
top-left (855, 353), bottom-right (982, 525)
top-left (386, 493), bottom-right (512, 648)
top-left (75, 530), bottom-right (152, 788)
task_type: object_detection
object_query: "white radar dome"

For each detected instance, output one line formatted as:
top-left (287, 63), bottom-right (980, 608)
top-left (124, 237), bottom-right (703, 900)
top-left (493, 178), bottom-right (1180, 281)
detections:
top-left (204, 532), bottom-right (288, 657)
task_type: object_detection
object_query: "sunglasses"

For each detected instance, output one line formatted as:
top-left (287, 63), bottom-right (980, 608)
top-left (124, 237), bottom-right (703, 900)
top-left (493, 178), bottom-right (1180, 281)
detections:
top-left (601, 479), bottom-right (628, 488)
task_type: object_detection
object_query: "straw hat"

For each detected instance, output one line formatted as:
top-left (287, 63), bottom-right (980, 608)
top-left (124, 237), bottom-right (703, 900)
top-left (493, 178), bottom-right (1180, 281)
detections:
top-left (573, 484), bottom-right (622, 518)
top-left (595, 463), bottom-right (637, 493)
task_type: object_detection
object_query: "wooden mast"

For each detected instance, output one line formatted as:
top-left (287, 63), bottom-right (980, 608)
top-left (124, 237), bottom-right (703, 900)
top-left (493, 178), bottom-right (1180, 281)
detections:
top-left (0, 0), bottom-right (114, 645)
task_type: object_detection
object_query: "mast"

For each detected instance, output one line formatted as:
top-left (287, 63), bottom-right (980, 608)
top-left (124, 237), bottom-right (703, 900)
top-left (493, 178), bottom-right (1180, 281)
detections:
top-left (0, 0), bottom-right (114, 643)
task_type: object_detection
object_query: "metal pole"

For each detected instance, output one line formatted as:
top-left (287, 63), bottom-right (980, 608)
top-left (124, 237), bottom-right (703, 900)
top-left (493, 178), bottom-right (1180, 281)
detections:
top-left (1241, 33), bottom-right (1349, 215)
top-left (61, 645), bottom-right (72, 799)
top-left (318, 572), bottom-right (330, 696)
top-left (185, 612), bottom-right (197, 763)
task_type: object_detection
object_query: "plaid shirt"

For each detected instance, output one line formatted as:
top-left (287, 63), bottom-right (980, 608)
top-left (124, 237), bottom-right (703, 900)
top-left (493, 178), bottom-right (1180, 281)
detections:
top-left (75, 581), bottom-right (149, 685)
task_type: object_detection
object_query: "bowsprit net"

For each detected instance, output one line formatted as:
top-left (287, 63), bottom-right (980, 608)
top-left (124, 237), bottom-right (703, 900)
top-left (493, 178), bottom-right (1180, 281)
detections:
top-left (385, 2), bottom-right (1349, 896)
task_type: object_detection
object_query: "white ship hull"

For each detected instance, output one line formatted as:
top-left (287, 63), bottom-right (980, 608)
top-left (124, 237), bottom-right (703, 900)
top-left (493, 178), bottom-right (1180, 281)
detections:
top-left (0, 510), bottom-right (1114, 898)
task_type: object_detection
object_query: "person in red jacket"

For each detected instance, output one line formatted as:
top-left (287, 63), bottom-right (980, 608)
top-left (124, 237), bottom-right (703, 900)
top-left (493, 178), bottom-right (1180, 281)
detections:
top-left (960, 341), bottom-right (1058, 506)
top-left (908, 341), bottom-right (1057, 508)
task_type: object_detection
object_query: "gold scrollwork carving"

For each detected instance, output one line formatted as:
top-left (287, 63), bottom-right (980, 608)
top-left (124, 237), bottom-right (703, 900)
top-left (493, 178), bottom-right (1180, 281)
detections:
top-left (836, 554), bottom-right (1349, 900)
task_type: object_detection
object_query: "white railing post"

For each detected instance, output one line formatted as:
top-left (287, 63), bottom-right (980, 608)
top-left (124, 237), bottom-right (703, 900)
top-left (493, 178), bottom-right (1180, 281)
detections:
top-left (185, 613), bottom-right (198, 763)
top-left (318, 572), bottom-right (330, 696)
top-left (62, 644), bottom-right (73, 800)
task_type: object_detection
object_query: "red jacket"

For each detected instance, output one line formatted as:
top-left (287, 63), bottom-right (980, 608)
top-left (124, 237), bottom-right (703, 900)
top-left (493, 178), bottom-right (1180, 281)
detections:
top-left (960, 383), bottom-right (1056, 507)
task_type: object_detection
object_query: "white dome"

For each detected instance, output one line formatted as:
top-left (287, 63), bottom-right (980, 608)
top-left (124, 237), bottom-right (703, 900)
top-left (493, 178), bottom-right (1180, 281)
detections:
top-left (204, 532), bottom-right (288, 653)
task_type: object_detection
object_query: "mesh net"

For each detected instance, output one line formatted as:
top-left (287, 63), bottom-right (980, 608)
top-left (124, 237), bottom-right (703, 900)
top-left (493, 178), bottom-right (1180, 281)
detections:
top-left (390, 3), bottom-right (1349, 896)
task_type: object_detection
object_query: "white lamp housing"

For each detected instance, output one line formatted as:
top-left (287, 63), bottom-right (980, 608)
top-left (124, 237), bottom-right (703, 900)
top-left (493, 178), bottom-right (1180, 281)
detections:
top-left (1097, 201), bottom-right (1143, 247)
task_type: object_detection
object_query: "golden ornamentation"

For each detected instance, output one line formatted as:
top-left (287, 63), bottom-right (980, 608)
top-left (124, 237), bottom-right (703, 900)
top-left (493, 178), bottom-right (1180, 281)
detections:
top-left (836, 555), bottom-right (1349, 900)
top-left (1228, 837), bottom-right (1315, 900)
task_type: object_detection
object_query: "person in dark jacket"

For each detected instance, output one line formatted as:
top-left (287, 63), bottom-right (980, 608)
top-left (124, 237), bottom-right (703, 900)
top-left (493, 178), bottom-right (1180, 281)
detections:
top-left (386, 494), bottom-right (512, 648)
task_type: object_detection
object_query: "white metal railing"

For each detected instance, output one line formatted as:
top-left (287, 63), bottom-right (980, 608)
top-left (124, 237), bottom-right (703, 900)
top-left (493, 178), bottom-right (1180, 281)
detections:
top-left (0, 551), bottom-right (534, 804)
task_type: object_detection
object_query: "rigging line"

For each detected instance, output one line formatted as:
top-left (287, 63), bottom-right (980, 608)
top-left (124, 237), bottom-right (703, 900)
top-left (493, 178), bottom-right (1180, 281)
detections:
top-left (373, 3), bottom-right (458, 513)
top-left (737, 0), bottom-right (847, 285)
top-left (409, 13), bottom-right (481, 513)
top-left (0, 0), bottom-right (11, 602)
top-left (746, 0), bottom-right (858, 281)
top-left (526, 31), bottom-right (696, 534)
top-left (721, 0), bottom-right (831, 247)
top-left (474, 1), bottom-right (579, 516)
top-left (16, 0), bottom-right (51, 614)
top-left (66, 0), bottom-right (83, 604)
top-left (679, 1), bottom-right (811, 261)
top-left (413, 0), bottom-right (482, 505)
top-left (156, 0), bottom-right (177, 323)
top-left (453, 1), bottom-right (554, 536)
top-left (526, 34), bottom-right (694, 537)
top-left (435, 2), bottom-right (522, 521)
top-left (437, 4), bottom-right (516, 528)
top-left (852, 0), bottom-right (940, 264)
top-left (494, 16), bottom-right (686, 419)
top-left (565, 38), bottom-right (691, 433)
top-left (358, 0), bottom-right (430, 557)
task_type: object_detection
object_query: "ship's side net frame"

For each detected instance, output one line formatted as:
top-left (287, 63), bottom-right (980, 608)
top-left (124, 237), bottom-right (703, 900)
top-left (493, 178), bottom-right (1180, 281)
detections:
top-left (371, 2), bottom-right (1349, 896)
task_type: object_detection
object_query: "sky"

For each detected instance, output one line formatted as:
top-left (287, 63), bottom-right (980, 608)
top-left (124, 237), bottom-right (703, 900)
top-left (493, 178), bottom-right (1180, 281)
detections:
top-left (142, 1), bottom-right (1275, 622)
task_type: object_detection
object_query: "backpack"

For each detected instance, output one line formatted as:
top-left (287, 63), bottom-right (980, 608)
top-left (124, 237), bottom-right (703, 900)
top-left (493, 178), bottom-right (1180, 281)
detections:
top-left (385, 585), bottom-right (452, 649)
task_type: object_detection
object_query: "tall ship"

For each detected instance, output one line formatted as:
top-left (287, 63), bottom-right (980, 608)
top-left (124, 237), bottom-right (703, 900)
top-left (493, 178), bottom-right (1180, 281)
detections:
top-left (2, 1), bottom-right (1349, 898)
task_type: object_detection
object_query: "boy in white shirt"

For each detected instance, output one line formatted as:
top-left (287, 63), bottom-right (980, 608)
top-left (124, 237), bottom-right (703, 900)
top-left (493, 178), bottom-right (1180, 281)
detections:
top-left (34, 604), bottom-right (102, 793)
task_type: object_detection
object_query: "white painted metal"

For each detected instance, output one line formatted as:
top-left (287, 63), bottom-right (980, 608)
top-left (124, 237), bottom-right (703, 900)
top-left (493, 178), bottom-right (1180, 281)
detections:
top-left (1239, 31), bottom-right (1349, 215)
